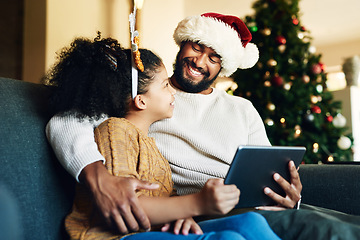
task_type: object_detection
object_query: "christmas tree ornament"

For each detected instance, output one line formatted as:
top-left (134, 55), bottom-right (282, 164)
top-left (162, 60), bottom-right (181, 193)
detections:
top-left (316, 84), bottom-right (323, 93)
top-left (317, 96), bottom-right (322, 102)
top-left (308, 46), bottom-right (316, 54)
top-left (264, 80), bottom-right (272, 87)
top-left (304, 112), bottom-right (315, 122)
top-left (333, 113), bottom-right (347, 128)
top-left (302, 75), bottom-right (310, 83)
top-left (265, 118), bottom-right (274, 126)
top-left (271, 74), bottom-right (284, 86)
top-left (310, 95), bottom-right (318, 104)
top-left (261, 27), bottom-right (272, 36)
top-left (288, 58), bottom-right (294, 64)
top-left (294, 125), bottom-right (301, 138)
top-left (311, 64), bottom-right (322, 74)
top-left (311, 105), bottom-right (321, 114)
top-left (303, 37), bottom-right (310, 43)
top-left (337, 136), bottom-right (352, 150)
top-left (297, 32), bottom-right (304, 39)
top-left (319, 62), bottom-right (326, 72)
top-left (276, 35), bottom-right (287, 45)
top-left (267, 103), bottom-right (276, 111)
top-left (280, 117), bottom-right (286, 123)
top-left (313, 142), bottom-right (319, 153)
top-left (278, 45), bottom-right (286, 53)
top-left (326, 115), bottom-right (333, 122)
top-left (248, 22), bottom-right (258, 32)
top-left (327, 155), bottom-right (334, 162)
top-left (300, 26), bottom-right (306, 31)
top-left (292, 16), bottom-right (299, 25)
top-left (316, 75), bottom-right (323, 83)
top-left (251, 26), bottom-right (259, 32)
top-left (267, 59), bottom-right (277, 67)
top-left (284, 82), bottom-right (292, 90)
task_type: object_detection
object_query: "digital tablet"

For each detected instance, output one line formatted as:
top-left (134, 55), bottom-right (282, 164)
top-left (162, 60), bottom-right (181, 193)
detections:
top-left (224, 145), bottom-right (306, 208)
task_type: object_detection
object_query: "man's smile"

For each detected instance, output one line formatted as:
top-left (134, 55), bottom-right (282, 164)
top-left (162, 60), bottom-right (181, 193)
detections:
top-left (188, 64), bottom-right (203, 77)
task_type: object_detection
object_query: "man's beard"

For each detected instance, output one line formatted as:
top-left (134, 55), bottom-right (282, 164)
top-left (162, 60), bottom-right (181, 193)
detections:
top-left (173, 57), bottom-right (219, 93)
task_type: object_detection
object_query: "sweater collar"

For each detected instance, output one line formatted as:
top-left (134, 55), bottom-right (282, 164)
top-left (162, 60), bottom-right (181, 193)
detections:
top-left (174, 87), bottom-right (219, 100)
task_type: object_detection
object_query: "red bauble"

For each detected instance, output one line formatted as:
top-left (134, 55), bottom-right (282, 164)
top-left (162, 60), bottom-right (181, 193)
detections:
top-left (292, 18), bottom-right (299, 25)
top-left (300, 26), bottom-right (306, 31)
top-left (311, 106), bottom-right (321, 114)
top-left (319, 62), bottom-right (326, 72)
top-left (276, 35), bottom-right (287, 45)
top-left (311, 64), bottom-right (322, 74)
top-left (271, 75), bottom-right (284, 86)
top-left (327, 115), bottom-right (333, 122)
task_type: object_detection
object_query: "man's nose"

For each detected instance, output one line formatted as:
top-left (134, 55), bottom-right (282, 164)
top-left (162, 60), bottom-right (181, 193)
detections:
top-left (194, 53), bottom-right (207, 69)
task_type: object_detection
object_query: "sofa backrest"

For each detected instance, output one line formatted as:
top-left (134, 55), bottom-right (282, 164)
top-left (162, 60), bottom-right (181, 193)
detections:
top-left (0, 77), bottom-right (75, 240)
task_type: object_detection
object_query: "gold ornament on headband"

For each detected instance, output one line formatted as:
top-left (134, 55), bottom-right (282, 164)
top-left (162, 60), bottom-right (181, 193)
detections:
top-left (133, 36), bottom-right (144, 72)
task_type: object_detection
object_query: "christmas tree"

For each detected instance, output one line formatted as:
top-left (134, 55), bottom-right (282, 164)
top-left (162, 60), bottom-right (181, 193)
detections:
top-left (232, 0), bottom-right (353, 164)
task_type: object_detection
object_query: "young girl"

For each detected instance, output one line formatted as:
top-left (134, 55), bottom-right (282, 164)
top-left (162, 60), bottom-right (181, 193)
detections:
top-left (44, 35), bottom-right (280, 240)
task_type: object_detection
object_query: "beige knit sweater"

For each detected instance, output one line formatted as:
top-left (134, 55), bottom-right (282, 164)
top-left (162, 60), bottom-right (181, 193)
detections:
top-left (65, 118), bottom-right (173, 240)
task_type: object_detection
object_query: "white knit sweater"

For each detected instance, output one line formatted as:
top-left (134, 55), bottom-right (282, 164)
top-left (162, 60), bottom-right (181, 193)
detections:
top-left (46, 88), bottom-right (270, 195)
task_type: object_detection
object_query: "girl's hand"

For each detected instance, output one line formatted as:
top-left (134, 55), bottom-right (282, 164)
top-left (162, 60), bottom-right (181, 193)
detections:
top-left (198, 178), bottom-right (240, 216)
top-left (161, 218), bottom-right (203, 235)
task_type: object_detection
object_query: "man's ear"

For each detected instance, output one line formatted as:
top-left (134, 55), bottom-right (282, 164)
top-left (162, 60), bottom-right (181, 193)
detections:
top-left (133, 95), bottom-right (147, 110)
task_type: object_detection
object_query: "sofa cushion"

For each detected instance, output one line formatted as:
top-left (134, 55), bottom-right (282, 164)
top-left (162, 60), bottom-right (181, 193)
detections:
top-left (0, 77), bottom-right (75, 240)
top-left (299, 164), bottom-right (360, 215)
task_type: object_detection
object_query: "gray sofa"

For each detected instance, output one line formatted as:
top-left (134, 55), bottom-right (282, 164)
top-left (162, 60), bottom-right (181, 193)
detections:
top-left (0, 77), bottom-right (360, 240)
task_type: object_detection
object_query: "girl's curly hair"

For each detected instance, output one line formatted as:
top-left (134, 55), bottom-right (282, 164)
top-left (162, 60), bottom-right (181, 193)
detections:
top-left (43, 33), bottom-right (163, 120)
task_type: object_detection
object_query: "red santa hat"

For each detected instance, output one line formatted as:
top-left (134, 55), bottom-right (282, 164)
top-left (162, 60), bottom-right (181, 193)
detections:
top-left (173, 13), bottom-right (259, 77)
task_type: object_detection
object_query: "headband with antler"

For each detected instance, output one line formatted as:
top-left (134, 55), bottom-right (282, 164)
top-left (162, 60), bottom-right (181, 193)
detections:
top-left (129, 5), bottom-right (144, 99)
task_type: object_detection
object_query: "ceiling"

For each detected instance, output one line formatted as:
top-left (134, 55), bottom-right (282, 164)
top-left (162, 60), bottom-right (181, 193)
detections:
top-left (183, 0), bottom-right (360, 47)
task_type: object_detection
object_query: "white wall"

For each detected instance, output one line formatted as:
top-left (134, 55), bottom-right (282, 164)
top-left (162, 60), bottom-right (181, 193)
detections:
top-left (46, 0), bottom-right (131, 70)
top-left (141, 0), bottom-right (184, 75)
top-left (316, 39), bottom-right (360, 68)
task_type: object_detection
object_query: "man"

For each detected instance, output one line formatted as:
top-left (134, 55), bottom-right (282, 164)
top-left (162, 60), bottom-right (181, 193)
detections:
top-left (47, 13), bottom-right (360, 239)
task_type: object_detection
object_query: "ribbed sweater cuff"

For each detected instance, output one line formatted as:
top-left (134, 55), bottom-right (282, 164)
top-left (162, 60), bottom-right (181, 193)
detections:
top-left (67, 151), bottom-right (105, 182)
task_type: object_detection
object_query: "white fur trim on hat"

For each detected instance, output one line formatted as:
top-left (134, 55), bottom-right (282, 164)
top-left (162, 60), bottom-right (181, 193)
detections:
top-left (174, 15), bottom-right (259, 77)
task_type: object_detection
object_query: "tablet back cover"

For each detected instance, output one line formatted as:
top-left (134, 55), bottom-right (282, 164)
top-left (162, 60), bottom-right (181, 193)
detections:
top-left (224, 146), bottom-right (305, 208)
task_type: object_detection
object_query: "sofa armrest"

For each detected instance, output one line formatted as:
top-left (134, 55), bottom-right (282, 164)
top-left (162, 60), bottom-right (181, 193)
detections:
top-left (299, 164), bottom-right (360, 215)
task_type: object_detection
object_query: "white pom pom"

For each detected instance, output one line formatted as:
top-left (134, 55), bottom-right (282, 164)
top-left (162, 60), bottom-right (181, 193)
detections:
top-left (239, 43), bottom-right (259, 69)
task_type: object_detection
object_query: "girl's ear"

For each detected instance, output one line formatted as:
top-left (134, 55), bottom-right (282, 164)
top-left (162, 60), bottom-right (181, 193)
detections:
top-left (134, 95), bottom-right (147, 110)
